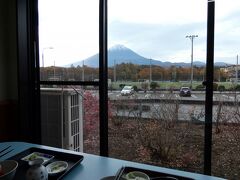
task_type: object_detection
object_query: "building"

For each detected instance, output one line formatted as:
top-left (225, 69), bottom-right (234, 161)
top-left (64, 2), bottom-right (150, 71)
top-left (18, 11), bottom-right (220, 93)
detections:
top-left (220, 65), bottom-right (240, 82)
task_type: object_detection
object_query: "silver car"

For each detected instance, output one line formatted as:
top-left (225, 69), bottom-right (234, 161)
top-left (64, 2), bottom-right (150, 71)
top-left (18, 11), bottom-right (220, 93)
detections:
top-left (121, 86), bottom-right (134, 96)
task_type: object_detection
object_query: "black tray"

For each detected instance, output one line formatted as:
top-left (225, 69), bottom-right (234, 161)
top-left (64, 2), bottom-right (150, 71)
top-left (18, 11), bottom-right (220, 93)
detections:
top-left (8, 147), bottom-right (84, 180)
top-left (114, 166), bottom-right (194, 180)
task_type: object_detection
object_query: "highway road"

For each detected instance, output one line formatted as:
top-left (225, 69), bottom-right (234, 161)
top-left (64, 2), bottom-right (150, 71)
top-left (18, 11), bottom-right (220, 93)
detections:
top-left (107, 90), bottom-right (240, 102)
top-left (105, 91), bottom-right (240, 122)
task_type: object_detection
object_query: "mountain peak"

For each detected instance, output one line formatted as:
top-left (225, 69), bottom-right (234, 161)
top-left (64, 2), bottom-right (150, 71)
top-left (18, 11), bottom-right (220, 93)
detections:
top-left (68, 45), bottom-right (233, 68)
top-left (109, 44), bottom-right (129, 51)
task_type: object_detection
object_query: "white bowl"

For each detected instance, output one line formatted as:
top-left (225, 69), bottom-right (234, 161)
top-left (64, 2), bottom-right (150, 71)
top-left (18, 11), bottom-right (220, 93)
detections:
top-left (46, 161), bottom-right (68, 176)
top-left (125, 171), bottom-right (150, 180)
top-left (0, 160), bottom-right (18, 180)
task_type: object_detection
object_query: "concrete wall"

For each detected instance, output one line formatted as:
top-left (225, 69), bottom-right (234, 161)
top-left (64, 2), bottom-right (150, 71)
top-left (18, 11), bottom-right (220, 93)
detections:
top-left (0, 0), bottom-right (18, 101)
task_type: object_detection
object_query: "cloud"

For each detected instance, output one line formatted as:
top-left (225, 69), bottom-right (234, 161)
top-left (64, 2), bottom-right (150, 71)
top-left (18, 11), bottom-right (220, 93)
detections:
top-left (109, 4), bottom-right (240, 64)
top-left (109, 0), bottom-right (207, 25)
top-left (215, 10), bottom-right (240, 59)
top-left (109, 21), bottom-right (207, 62)
top-left (39, 0), bottom-right (240, 66)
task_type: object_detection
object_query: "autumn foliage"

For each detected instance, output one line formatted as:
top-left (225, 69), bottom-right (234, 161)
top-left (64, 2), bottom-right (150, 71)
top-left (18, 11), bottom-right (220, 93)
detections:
top-left (83, 91), bottom-right (99, 133)
top-left (40, 63), bottom-right (228, 82)
top-left (83, 90), bottom-right (113, 154)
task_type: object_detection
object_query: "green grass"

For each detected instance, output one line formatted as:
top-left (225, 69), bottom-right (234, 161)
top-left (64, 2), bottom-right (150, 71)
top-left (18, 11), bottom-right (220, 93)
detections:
top-left (109, 81), bottom-right (237, 90)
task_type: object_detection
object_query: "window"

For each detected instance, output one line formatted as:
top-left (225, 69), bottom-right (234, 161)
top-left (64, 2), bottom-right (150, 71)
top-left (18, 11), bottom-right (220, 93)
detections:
top-left (38, 0), bottom-right (101, 155)
top-left (211, 1), bottom-right (240, 178)
top-left (18, 0), bottom-right (240, 179)
top-left (39, 0), bottom-right (99, 82)
top-left (108, 0), bottom-right (207, 174)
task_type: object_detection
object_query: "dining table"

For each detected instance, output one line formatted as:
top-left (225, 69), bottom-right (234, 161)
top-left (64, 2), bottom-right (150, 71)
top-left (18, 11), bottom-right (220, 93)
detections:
top-left (0, 142), bottom-right (225, 180)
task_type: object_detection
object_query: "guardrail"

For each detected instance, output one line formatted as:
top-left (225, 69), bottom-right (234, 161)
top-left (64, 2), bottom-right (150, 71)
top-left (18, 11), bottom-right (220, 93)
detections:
top-left (110, 98), bottom-right (240, 106)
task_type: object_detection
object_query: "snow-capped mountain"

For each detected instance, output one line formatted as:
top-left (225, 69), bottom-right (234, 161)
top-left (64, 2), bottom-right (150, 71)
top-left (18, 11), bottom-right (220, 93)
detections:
top-left (68, 44), bottom-right (230, 68)
top-left (70, 44), bottom-right (148, 67)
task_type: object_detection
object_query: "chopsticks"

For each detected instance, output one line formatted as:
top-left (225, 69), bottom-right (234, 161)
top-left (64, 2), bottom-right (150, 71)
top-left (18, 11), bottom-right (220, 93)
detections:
top-left (0, 146), bottom-right (11, 154)
top-left (114, 166), bottom-right (125, 180)
top-left (0, 145), bottom-right (13, 158)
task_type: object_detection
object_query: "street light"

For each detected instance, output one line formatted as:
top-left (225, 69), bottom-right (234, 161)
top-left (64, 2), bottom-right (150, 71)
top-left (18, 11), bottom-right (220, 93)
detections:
top-left (42, 47), bottom-right (54, 67)
top-left (186, 35), bottom-right (198, 89)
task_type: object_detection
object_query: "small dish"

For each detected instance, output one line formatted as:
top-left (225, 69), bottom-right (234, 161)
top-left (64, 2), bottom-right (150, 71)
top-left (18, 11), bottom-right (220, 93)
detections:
top-left (0, 160), bottom-right (18, 180)
top-left (46, 161), bottom-right (68, 176)
top-left (21, 152), bottom-right (54, 165)
top-left (125, 171), bottom-right (150, 180)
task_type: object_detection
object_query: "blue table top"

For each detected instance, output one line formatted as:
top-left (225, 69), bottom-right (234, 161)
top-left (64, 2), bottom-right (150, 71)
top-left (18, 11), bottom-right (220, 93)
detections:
top-left (0, 142), bottom-right (225, 180)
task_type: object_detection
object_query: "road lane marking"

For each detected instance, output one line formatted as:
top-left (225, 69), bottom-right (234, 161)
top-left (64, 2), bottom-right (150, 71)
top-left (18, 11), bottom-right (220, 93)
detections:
top-left (221, 95), bottom-right (235, 100)
top-left (191, 95), bottom-right (197, 98)
top-left (222, 95), bottom-right (229, 99)
top-left (228, 96), bottom-right (234, 100)
top-left (145, 94), bottom-right (151, 98)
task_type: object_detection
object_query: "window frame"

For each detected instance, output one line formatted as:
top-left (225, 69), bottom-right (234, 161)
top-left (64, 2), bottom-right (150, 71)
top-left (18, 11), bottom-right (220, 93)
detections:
top-left (38, 0), bottom-right (109, 157)
top-left (204, 0), bottom-right (215, 175)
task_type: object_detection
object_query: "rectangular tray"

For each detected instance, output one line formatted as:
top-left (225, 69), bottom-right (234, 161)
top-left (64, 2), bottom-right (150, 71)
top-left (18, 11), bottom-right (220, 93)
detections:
top-left (114, 166), bottom-right (194, 180)
top-left (21, 152), bottom-right (55, 165)
top-left (8, 147), bottom-right (84, 180)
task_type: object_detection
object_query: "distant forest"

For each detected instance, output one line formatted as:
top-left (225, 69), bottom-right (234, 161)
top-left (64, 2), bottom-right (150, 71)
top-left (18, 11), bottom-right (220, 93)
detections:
top-left (40, 63), bottom-right (228, 82)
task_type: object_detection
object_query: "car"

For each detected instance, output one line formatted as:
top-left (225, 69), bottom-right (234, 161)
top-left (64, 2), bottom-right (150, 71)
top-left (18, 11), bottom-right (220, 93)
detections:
top-left (121, 86), bottom-right (134, 96)
top-left (179, 87), bottom-right (191, 97)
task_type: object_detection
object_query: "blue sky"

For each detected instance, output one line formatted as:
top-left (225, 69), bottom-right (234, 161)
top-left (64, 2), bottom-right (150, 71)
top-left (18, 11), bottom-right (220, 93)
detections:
top-left (39, 0), bottom-right (240, 66)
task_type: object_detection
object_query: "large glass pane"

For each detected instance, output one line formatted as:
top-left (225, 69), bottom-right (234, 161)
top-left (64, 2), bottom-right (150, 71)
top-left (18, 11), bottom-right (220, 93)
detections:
top-left (108, 0), bottom-right (207, 174)
top-left (40, 85), bottom-right (100, 155)
top-left (212, 1), bottom-right (240, 179)
top-left (39, 0), bottom-right (99, 81)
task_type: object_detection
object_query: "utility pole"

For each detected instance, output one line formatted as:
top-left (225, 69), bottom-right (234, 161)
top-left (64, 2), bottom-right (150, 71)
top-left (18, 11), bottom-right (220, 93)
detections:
top-left (174, 66), bottom-right (177, 81)
top-left (186, 35), bottom-right (198, 89)
top-left (53, 60), bottom-right (55, 79)
top-left (218, 70), bottom-right (221, 82)
top-left (236, 54), bottom-right (239, 84)
top-left (149, 58), bottom-right (152, 82)
top-left (42, 47), bottom-right (54, 68)
top-left (82, 60), bottom-right (85, 81)
top-left (114, 59), bottom-right (116, 82)
top-left (42, 52), bottom-right (44, 68)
